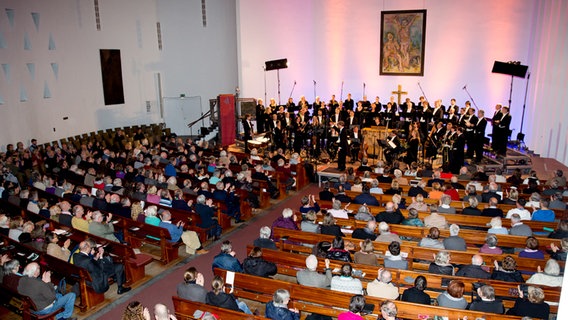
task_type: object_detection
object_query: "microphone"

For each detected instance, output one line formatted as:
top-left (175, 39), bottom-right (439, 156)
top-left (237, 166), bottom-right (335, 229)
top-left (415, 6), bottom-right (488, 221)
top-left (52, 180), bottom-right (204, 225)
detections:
top-left (462, 85), bottom-right (467, 90)
top-left (313, 80), bottom-right (316, 85)
top-left (294, 81), bottom-right (297, 85)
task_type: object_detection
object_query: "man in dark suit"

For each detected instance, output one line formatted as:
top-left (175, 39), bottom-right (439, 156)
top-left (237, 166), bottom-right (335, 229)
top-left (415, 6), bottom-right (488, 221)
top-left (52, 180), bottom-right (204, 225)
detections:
top-left (490, 103), bottom-right (503, 151)
top-left (474, 109), bottom-right (488, 162)
top-left (336, 121), bottom-right (348, 171)
top-left (73, 239), bottom-right (130, 294)
top-left (493, 106), bottom-right (511, 155)
top-left (242, 114), bottom-right (253, 153)
top-left (383, 130), bottom-right (401, 164)
top-left (345, 110), bottom-right (359, 130)
top-left (463, 108), bottom-right (478, 159)
top-left (450, 127), bottom-right (466, 174)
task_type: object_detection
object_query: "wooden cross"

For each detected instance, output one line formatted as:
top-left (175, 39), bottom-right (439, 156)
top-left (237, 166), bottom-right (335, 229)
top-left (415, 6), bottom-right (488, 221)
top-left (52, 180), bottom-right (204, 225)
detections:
top-left (391, 84), bottom-right (408, 105)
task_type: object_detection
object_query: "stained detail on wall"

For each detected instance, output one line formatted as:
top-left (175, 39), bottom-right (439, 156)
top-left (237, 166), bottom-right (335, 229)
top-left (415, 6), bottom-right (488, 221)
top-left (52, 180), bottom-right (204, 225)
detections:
top-left (44, 81), bottom-right (51, 98)
top-left (0, 32), bottom-right (6, 48)
top-left (20, 86), bottom-right (28, 102)
top-left (51, 63), bottom-right (59, 79)
top-left (94, 0), bottom-right (101, 31)
top-left (201, 0), bottom-right (206, 27)
top-left (31, 12), bottom-right (40, 31)
top-left (48, 33), bottom-right (56, 50)
top-left (5, 8), bottom-right (15, 28)
top-left (156, 22), bottom-right (162, 51)
top-left (24, 32), bottom-right (31, 50)
top-left (26, 63), bottom-right (35, 80)
top-left (2, 63), bottom-right (10, 82)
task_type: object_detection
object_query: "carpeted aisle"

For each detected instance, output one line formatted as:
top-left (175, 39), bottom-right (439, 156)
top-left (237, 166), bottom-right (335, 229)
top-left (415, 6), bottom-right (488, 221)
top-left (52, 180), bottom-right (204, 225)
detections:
top-left (93, 183), bottom-right (320, 319)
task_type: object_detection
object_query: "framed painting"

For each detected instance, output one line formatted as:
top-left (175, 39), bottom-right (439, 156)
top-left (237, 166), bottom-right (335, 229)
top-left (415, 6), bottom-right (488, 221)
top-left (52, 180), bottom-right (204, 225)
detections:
top-left (379, 10), bottom-right (427, 76)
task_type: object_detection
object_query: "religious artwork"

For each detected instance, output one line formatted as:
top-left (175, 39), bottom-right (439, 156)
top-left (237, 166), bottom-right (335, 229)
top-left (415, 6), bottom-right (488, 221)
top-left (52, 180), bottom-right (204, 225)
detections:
top-left (379, 10), bottom-right (427, 76)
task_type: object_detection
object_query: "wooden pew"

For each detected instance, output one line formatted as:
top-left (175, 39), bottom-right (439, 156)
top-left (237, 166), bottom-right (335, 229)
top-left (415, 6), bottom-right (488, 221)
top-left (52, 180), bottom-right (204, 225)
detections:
top-left (213, 268), bottom-right (523, 320)
top-left (0, 235), bottom-right (104, 312)
top-left (172, 296), bottom-right (268, 320)
top-left (0, 283), bottom-right (64, 320)
top-left (248, 245), bottom-right (561, 314)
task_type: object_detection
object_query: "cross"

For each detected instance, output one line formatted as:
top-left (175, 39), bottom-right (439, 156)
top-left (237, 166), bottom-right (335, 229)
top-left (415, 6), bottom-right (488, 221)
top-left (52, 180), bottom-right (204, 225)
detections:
top-left (391, 84), bottom-right (408, 106)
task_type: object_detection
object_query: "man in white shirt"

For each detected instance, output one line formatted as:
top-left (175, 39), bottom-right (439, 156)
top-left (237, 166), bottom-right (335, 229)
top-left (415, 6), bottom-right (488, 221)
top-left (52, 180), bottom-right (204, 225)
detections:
top-left (366, 268), bottom-right (399, 299)
top-left (506, 198), bottom-right (531, 220)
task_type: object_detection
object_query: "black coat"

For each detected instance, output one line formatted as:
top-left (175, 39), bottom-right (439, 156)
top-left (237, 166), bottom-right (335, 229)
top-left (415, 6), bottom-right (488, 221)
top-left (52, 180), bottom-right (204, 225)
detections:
top-left (206, 292), bottom-right (242, 312)
top-left (243, 256), bottom-right (277, 278)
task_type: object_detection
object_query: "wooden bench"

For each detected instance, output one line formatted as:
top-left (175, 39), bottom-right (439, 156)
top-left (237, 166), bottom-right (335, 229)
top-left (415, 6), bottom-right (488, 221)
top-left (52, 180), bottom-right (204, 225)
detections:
top-left (172, 296), bottom-right (267, 320)
top-left (0, 283), bottom-right (64, 320)
top-left (213, 268), bottom-right (523, 320)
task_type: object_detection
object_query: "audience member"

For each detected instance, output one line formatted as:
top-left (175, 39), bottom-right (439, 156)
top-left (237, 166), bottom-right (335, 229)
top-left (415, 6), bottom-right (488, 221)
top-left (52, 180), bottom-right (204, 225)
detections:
top-left (509, 213), bottom-right (533, 236)
top-left (320, 212), bottom-right (345, 237)
top-left (467, 285), bottom-right (504, 314)
top-left (436, 280), bottom-right (467, 309)
top-left (375, 222), bottom-right (401, 243)
top-left (177, 267), bottom-right (207, 303)
top-left (491, 255), bottom-right (524, 283)
top-left (212, 240), bottom-right (242, 272)
top-left (353, 239), bottom-right (378, 266)
top-left (383, 241), bottom-right (407, 270)
top-left (456, 254), bottom-right (490, 279)
top-left (253, 226), bottom-right (277, 250)
top-left (331, 263), bottom-right (363, 295)
top-left (418, 227), bottom-right (445, 249)
top-left (479, 234), bottom-right (502, 254)
top-left (338, 294), bottom-right (367, 320)
top-left (506, 285), bottom-right (550, 319)
top-left (367, 268), bottom-right (399, 299)
top-left (296, 255), bottom-right (332, 288)
top-left (401, 275), bottom-right (430, 305)
top-left (428, 251), bottom-right (454, 275)
top-left (526, 258), bottom-right (563, 287)
top-left (243, 247), bottom-right (277, 278)
top-left (206, 275), bottom-right (251, 314)
top-left (122, 301), bottom-right (151, 320)
top-left (518, 236), bottom-right (545, 259)
top-left (352, 220), bottom-right (377, 241)
top-left (375, 202), bottom-right (403, 224)
top-left (443, 224), bottom-right (467, 251)
top-left (265, 289), bottom-right (300, 320)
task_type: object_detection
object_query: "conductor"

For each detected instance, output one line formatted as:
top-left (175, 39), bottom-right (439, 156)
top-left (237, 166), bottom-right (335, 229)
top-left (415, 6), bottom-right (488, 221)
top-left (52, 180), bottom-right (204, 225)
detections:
top-left (242, 114), bottom-right (254, 153)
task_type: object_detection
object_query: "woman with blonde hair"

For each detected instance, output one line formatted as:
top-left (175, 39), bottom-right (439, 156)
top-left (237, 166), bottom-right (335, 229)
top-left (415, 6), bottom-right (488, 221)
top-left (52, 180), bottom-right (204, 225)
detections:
top-left (354, 239), bottom-right (378, 266)
top-left (121, 301), bottom-right (150, 320)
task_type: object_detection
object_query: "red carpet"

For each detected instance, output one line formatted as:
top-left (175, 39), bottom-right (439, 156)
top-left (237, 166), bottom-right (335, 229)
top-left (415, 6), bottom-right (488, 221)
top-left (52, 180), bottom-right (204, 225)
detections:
top-left (94, 184), bottom-right (320, 319)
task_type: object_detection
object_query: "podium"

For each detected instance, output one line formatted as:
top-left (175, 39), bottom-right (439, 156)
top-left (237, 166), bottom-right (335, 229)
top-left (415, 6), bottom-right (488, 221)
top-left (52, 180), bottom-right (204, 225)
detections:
top-left (362, 126), bottom-right (392, 161)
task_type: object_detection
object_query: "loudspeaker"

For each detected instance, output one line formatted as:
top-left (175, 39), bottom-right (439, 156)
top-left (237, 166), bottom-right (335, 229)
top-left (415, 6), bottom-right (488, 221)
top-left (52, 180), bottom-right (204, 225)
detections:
top-left (200, 127), bottom-right (209, 135)
top-left (492, 61), bottom-right (528, 78)
top-left (100, 49), bottom-right (125, 105)
top-left (265, 58), bottom-right (288, 71)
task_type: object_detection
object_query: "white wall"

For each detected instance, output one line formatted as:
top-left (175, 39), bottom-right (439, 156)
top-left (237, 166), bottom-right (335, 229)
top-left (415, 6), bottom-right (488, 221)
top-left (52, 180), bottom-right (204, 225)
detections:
top-left (0, 0), bottom-right (238, 149)
top-left (236, 0), bottom-right (568, 165)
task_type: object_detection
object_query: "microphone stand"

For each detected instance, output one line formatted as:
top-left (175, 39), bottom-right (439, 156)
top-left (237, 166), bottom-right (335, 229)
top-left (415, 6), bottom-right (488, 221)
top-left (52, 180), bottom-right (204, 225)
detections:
top-left (462, 85), bottom-right (479, 109)
top-left (313, 80), bottom-right (317, 102)
top-left (288, 81), bottom-right (297, 101)
top-left (417, 82), bottom-right (429, 102)
top-left (340, 81), bottom-right (345, 102)
top-left (263, 66), bottom-right (267, 106)
top-left (363, 82), bottom-right (366, 98)
top-left (518, 72), bottom-right (530, 145)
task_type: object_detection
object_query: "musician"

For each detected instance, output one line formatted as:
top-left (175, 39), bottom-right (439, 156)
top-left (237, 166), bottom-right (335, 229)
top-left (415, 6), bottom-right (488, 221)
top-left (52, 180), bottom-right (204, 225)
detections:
top-left (457, 107), bottom-right (468, 128)
top-left (358, 95), bottom-right (370, 111)
top-left (490, 103), bottom-right (503, 151)
top-left (344, 93), bottom-right (355, 111)
top-left (268, 113), bottom-right (280, 133)
top-left (273, 119), bottom-right (286, 151)
top-left (400, 97), bottom-right (415, 135)
top-left (446, 107), bottom-right (459, 125)
top-left (349, 126), bottom-right (362, 162)
top-left (313, 96), bottom-right (322, 112)
top-left (242, 114), bottom-right (254, 153)
top-left (310, 115), bottom-right (324, 157)
top-left (286, 97), bottom-right (297, 113)
top-left (388, 96), bottom-right (398, 111)
top-left (382, 102), bottom-right (397, 127)
top-left (432, 99), bottom-right (445, 123)
top-left (463, 100), bottom-right (473, 116)
top-left (329, 95), bottom-right (339, 114)
top-left (268, 98), bottom-right (278, 113)
top-left (298, 95), bottom-right (310, 111)
top-left (366, 103), bottom-right (381, 127)
top-left (354, 102), bottom-right (364, 127)
top-left (417, 100), bottom-right (432, 137)
top-left (406, 129), bottom-right (421, 164)
top-left (426, 121), bottom-right (444, 159)
top-left (293, 116), bottom-right (307, 153)
top-left (450, 127), bottom-right (466, 174)
top-left (383, 130), bottom-right (402, 164)
top-left (330, 106), bottom-right (343, 128)
top-left (473, 109), bottom-right (488, 163)
top-left (263, 104), bottom-right (274, 133)
top-left (464, 108), bottom-right (478, 159)
top-left (493, 106), bottom-right (511, 155)
top-left (256, 99), bottom-right (266, 134)
top-left (336, 121), bottom-right (348, 171)
top-left (346, 110), bottom-right (359, 130)
top-left (447, 98), bottom-right (459, 117)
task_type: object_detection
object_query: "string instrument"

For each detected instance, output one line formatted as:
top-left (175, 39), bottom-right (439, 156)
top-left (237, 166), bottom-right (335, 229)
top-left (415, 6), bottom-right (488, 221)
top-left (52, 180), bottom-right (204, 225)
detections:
top-left (359, 136), bottom-right (369, 160)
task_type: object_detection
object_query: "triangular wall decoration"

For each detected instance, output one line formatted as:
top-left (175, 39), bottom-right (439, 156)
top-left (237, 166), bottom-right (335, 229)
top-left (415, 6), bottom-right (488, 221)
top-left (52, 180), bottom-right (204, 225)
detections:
top-left (51, 62), bottom-right (59, 79)
top-left (44, 81), bottom-right (51, 98)
top-left (31, 12), bottom-right (40, 31)
top-left (0, 32), bottom-right (6, 48)
top-left (20, 86), bottom-right (28, 102)
top-left (48, 33), bottom-right (56, 50)
top-left (5, 9), bottom-right (15, 28)
top-left (26, 63), bottom-right (35, 80)
top-left (24, 32), bottom-right (31, 50)
top-left (2, 64), bottom-right (10, 81)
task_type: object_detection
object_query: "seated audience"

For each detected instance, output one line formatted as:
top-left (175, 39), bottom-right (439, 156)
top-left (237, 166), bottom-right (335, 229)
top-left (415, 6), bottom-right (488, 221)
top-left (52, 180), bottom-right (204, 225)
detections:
top-left (461, 197), bottom-right (482, 216)
top-left (177, 267), bottom-right (207, 303)
top-left (354, 239), bottom-right (378, 266)
top-left (549, 238), bottom-right (568, 261)
top-left (481, 197), bottom-right (503, 217)
top-left (353, 205), bottom-right (374, 222)
top-left (491, 255), bottom-right (524, 283)
top-left (375, 222), bottom-right (401, 243)
top-left (423, 211), bottom-right (447, 229)
top-left (519, 236), bottom-right (545, 259)
top-left (378, 300), bottom-right (399, 320)
top-left (531, 199), bottom-right (555, 222)
top-left (384, 241), bottom-right (407, 270)
top-left (265, 289), bottom-right (300, 320)
top-left (401, 275), bottom-right (430, 305)
top-left (406, 194), bottom-right (428, 212)
top-left (428, 251), bottom-right (454, 275)
top-left (437, 195), bottom-right (456, 213)
top-left (487, 216), bottom-right (508, 234)
top-left (419, 227), bottom-right (445, 249)
top-left (375, 202), bottom-right (404, 224)
top-left (253, 226), bottom-right (277, 250)
top-left (212, 240), bottom-right (243, 272)
top-left (122, 301), bottom-right (151, 320)
top-left (326, 236), bottom-right (352, 262)
top-left (367, 268), bottom-right (399, 300)
top-left (320, 212), bottom-right (345, 237)
top-left (437, 280), bottom-right (467, 309)
top-left (206, 275), bottom-right (251, 314)
top-left (509, 213), bottom-right (533, 236)
top-left (505, 198), bottom-right (531, 220)
top-left (327, 199), bottom-right (349, 219)
top-left (243, 247), bottom-right (277, 278)
top-left (401, 208), bottom-right (424, 227)
top-left (479, 234), bottom-right (502, 254)
top-left (331, 263), bottom-right (363, 295)
top-left (271, 208), bottom-right (299, 239)
top-left (456, 254), bottom-right (490, 279)
top-left (352, 220), bottom-right (377, 241)
top-left (506, 285), bottom-right (550, 319)
top-left (296, 255), bottom-right (332, 288)
top-left (338, 294), bottom-right (367, 320)
top-left (443, 224), bottom-right (467, 251)
top-left (300, 210), bottom-right (320, 233)
top-left (467, 285), bottom-right (504, 314)
top-left (526, 258), bottom-right (563, 287)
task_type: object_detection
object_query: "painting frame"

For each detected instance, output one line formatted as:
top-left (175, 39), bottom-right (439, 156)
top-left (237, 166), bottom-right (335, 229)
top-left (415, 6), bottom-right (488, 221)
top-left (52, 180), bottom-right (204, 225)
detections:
top-left (379, 9), bottom-right (427, 76)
